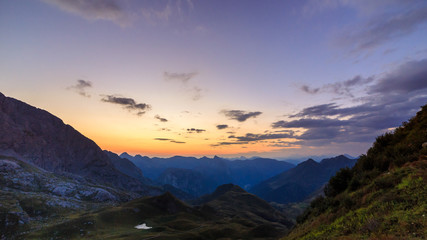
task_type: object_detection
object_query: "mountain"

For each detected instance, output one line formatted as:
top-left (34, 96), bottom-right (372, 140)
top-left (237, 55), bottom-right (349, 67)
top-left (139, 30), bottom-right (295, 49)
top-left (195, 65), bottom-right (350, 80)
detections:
top-left (286, 105), bottom-right (427, 239)
top-left (0, 155), bottom-right (137, 238)
top-left (104, 150), bottom-right (152, 185)
top-left (156, 168), bottom-right (217, 196)
top-left (227, 158), bottom-right (294, 189)
top-left (25, 184), bottom-right (293, 239)
top-left (0, 92), bottom-right (159, 195)
top-left (250, 155), bottom-right (356, 204)
top-left (124, 153), bottom-right (294, 192)
top-left (195, 184), bottom-right (293, 238)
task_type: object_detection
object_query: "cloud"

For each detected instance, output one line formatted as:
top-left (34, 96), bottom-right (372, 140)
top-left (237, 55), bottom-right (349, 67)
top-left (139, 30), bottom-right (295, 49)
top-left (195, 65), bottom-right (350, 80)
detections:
top-left (141, 0), bottom-right (194, 24)
top-left (187, 128), bottom-right (206, 133)
top-left (155, 115), bottom-right (168, 122)
top-left (276, 58), bottom-right (427, 147)
top-left (164, 72), bottom-right (198, 83)
top-left (340, 5), bottom-right (427, 53)
top-left (211, 141), bottom-right (249, 147)
top-left (67, 79), bottom-right (92, 97)
top-left (301, 75), bottom-right (374, 97)
top-left (303, 1), bottom-right (427, 53)
top-left (154, 138), bottom-right (171, 141)
top-left (229, 133), bottom-right (294, 142)
top-left (221, 110), bottom-right (262, 122)
top-left (42, 0), bottom-right (129, 26)
top-left (216, 124), bottom-right (229, 130)
top-left (368, 59), bottom-right (427, 94)
top-left (154, 138), bottom-right (186, 144)
top-left (101, 95), bottom-right (151, 116)
top-left (192, 86), bottom-right (203, 101)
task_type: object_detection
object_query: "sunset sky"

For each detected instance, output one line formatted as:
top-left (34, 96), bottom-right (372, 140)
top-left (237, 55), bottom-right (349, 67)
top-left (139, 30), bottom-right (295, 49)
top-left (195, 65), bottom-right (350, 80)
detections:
top-left (1, 0), bottom-right (426, 158)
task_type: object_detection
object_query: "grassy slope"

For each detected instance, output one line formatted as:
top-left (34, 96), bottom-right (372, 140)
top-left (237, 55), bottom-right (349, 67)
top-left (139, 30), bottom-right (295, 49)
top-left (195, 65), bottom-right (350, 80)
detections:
top-left (26, 187), bottom-right (291, 240)
top-left (285, 105), bottom-right (427, 240)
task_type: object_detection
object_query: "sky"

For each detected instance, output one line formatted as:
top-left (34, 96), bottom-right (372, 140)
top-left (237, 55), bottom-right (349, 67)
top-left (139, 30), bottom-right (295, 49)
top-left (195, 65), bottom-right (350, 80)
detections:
top-left (1, 0), bottom-right (426, 159)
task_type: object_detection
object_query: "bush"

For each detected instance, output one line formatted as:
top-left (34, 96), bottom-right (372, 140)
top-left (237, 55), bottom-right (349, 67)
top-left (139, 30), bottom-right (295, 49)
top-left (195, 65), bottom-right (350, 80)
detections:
top-left (325, 167), bottom-right (353, 197)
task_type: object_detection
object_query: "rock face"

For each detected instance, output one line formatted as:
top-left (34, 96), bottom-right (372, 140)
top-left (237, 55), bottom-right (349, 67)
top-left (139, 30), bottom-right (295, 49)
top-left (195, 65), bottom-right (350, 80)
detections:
top-left (0, 92), bottom-right (159, 194)
top-left (0, 155), bottom-right (137, 238)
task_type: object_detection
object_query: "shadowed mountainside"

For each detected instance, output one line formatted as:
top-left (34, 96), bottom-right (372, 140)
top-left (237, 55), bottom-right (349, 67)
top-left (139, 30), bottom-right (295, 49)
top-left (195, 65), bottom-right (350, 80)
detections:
top-left (251, 155), bottom-right (356, 204)
top-left (0, 92), bottom-right (159, 195)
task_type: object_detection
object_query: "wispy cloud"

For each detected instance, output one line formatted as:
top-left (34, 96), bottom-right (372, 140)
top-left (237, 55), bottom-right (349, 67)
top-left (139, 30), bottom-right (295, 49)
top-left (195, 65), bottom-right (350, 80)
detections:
top-left (339, 5), bottom-right (427, 53)
top-left (303, 0), bottom-right (427, 54)
top-left (164, 71), bottom-right (198, 83)
top-left (155, 115), bottom-right (168, 122)
top-left (300, 75), bottom-right (374, 97)
top-left (154, 138), bottom-right (185, 144)
top-left (221, 110), bottom-right (262, 122)
top-left (101, 94), bottom-right (151, 116)
top-left (67, 79), bottom-right (92, 97)
top-left (42, 0), bottom-right (130, 26)
top-left (141, 0), bottom-right (194, 24)
top-left (191, 86), bottom-right (203, 101)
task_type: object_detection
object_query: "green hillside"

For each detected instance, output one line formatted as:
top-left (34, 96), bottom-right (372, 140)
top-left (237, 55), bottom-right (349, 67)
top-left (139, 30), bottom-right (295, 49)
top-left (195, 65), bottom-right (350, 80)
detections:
top-left (285, 105), bottom-right (427, 239)
top-left (26, 184), bottom-right (292, 239)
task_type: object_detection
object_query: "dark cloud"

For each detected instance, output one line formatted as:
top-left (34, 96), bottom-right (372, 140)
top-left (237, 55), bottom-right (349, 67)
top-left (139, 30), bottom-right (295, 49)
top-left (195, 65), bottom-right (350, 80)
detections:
top-left (301, 75), bottom-right (374, 97)
top-left (216, 124), bottom-right (229, 130)
top-left (164, 71), bottom-right (198, 83)
top-left (154, 138), bottom-right (171, 141)
top-left (155, 115), bottom-right (168, 122)
top-left (211, 141), bottom-right (249, 147)
top-left (67, 79), bottom-right (92, 97)
top-left (276, 58), bottom-right (427, 146)
top-left (101, 95), bottom-right (151, 116)
top-left (272, 118), bottom-right (347, 128)
top-left (368, 59), bottom-right (427, 94)
top-left (339, 5), bottom-right (427, 53)
top-left (154, 138), bottom-right (186, 144)
top-left (229, 133), bottom-right (294, 142)
top-left (301, 85), bottom-right (320, 94)
top-left (42, 0), bottom-right (129, 26)
top-left (187, 128), bottom-right (206, 133)
top-left (221, 110), bottom-right (262, 122)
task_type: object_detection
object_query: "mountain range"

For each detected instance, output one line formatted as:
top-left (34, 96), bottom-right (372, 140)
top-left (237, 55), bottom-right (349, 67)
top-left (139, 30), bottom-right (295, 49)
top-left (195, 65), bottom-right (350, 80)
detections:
top-left (121, 153), bottom-right (294, 195)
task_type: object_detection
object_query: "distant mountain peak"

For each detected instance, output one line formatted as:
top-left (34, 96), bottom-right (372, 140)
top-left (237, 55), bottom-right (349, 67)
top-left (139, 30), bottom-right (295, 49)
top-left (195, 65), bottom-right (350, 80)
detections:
top-left (298, 158), bottom-right (318, 166)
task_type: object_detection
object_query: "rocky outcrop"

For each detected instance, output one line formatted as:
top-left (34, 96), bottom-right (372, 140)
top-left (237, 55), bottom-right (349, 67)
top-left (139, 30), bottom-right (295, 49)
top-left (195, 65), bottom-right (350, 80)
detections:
top-left (0, 92), bottom-right (160, 195)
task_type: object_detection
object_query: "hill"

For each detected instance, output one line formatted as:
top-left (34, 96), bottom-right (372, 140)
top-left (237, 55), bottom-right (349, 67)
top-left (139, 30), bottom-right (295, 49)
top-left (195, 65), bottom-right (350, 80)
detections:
top-left (25, 184), bottom-right (293, 239)
top-left (251, 155), bottom-right (356, 204)
top-left (286, 104), bottom-right (427, 239)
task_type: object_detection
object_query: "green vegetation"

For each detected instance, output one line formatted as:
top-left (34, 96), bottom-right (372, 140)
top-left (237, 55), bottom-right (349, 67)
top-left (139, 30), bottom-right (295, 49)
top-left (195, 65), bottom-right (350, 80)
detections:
top-left (286, 105), bottom-right (427, 240)
top-left (25, 186), bottom-right (291, 239)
